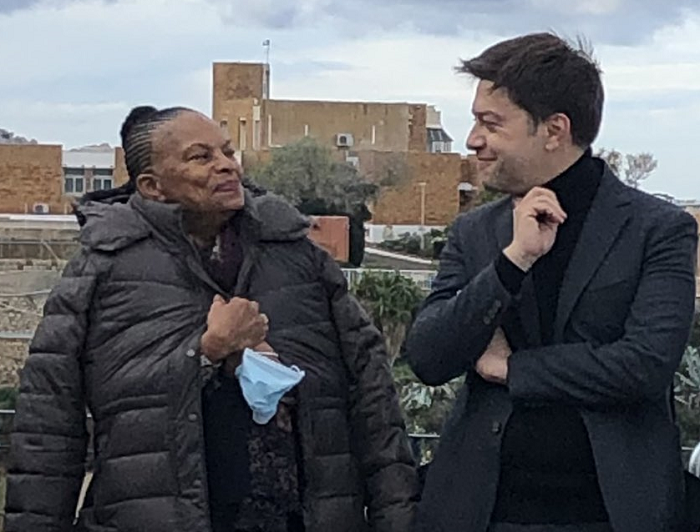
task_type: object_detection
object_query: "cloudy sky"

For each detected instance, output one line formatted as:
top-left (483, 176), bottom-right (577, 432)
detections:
top-left (2, 0), bottom-right (700, 198)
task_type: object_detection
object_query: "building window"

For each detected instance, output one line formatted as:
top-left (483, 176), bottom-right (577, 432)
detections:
top-left (93, 177), bottom-right (114, 191)
top-left (427, 127), bottom-right (453, 153)
top-left (253, 119), bottom-right (261, 150)
top-left (239, 118), bottom-right (247, 151)
top-left (64, 172), bottom-right (85, 195)
top-left (91, 168), bottom-right (114, 192)
top-left (429, 140), bottom-right (452, 153)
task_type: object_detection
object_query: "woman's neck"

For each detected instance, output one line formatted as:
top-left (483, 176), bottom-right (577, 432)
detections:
top-left (183, 210), bottom-right (233, 249)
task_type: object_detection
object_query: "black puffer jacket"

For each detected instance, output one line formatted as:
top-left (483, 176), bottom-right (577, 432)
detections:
top-left (6, 192), bottom-right (418, 532)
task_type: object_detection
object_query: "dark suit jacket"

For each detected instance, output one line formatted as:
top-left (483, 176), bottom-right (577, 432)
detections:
top-left (405, 165), bottom-right (698, 532)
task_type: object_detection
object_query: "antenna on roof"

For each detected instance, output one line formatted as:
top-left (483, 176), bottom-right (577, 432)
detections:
top-left (262, 39), bottom-right (271, 65)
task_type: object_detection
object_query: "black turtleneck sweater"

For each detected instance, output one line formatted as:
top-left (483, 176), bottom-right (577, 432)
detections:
top-left (491, 152), bottom-right (609, 524)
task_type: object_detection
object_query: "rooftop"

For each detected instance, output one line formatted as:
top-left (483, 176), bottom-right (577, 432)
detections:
top-left (62, 147), bottom-right (115, 169)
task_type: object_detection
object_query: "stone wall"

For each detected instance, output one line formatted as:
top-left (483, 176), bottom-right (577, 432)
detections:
top-left (0, 144), bottom-right (69, 214)
top-left (265, 99), bottom-right (414, 152)
top-left (0, 295), bottom-right (45, 332)
top-left (0, 341), bottom-right (29, 388)
top-left (0, 144), bottom-right (128, 215)
top-left (211, 62), bottom-right (431, 153)
top-left (366, 151), bottom-right (464, 226)
top-left (0, 262), bottom-right (57, 387)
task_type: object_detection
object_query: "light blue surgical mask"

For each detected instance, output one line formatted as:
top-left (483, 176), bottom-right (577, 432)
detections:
top-left (235, 349), bottom-right (305, 425)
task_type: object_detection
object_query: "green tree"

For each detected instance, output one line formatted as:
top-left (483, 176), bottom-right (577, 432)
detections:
top-left (351, 270), bottom-right (424, 362)
top-left (392, 360), bottom-right (461, 434)
top-left (248, 138), bottom-right (378, 216)
top-left (0, 387), bottom-right (17, 410)
top-left (677, 345), bottom-right (700, 455)
top-left (350, 271), bottom-right (461, 454)
top-left (378, 228), bottom-right (449, 259)
top-left (248, 139), bottom-right (377, 266)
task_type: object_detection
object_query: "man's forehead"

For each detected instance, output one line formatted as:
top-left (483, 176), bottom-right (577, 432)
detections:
top-left (473, 82), bottom-right (517, 115)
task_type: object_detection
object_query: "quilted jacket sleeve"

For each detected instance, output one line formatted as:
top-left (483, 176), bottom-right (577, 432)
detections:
top-left (5, 248), bottom-right (99, 532)
top-left (317, 247), bottom-right (419, 532)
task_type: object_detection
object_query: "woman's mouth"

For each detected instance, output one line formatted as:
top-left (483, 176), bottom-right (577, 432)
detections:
top-left (214, 181), bottom-right (241, 193)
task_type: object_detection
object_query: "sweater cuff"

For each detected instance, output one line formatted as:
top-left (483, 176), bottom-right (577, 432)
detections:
top-left (495, 253), bottom-right (526, 295)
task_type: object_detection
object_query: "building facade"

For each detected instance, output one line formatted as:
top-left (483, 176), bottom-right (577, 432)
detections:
top-left (212, 62), bottom-right (473, 226)
top-left (212, 62), bottom-right (455, 154)
top-left (0, 62), bottom-right (475, 225)
top-left (0, 144), bottom-right (127, 215)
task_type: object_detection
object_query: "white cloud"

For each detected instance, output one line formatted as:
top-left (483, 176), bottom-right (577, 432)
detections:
top-left (530, 0), bottom-right (623, 15)
top-left (1, 0), bottom-right (700, 197)
top-left (0, 100), bottom-right (130, 147)
top-left (575, 0), bottom-right (623, 15)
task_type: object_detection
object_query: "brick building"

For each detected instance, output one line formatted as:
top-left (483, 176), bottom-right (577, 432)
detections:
top-left (677, 202), bottom-right (700, 294)
top-left (0, 144), bottom-right (127, 215)
top-left (213, 62), bottom-right (478, 226)
top-left (212, 62), bottom-right (455, 154)
top-left (0, 144), bottom-right (64, 215)
top-left (0, 62), bottom-right (477, 225)
top-left (358, 151), bottom-right (465, 226)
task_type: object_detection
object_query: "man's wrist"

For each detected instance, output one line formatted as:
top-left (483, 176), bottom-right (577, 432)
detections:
top-left (503, 244), bottom-right (537, 272)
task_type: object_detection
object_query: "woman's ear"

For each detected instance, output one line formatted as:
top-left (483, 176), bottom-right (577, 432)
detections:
top-left (135, 173), bottom-right (165, 201)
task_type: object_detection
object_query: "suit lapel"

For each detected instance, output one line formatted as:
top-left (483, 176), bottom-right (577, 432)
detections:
top-left (553, 169), bottom-right (632, 342)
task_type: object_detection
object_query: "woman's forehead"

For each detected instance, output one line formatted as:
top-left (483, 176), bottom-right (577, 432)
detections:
top-left (154, 111), bottom-right (225, 150)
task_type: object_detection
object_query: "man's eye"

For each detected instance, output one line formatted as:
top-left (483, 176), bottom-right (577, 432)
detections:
top-left (190, 152), bottom-right (209, 161)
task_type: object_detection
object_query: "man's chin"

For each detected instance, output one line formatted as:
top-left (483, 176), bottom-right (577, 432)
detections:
top-left (482, 179), bottom-right (515, 196)
top-left (482, 176), bottom-right (527, 197)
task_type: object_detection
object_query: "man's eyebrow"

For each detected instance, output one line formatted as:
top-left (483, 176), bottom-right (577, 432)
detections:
top-left (474, 111), bottom-right (504, 121)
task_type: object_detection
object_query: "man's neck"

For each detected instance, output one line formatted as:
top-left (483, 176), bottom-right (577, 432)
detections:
top-left (534, 147), bottom-right (587, 187)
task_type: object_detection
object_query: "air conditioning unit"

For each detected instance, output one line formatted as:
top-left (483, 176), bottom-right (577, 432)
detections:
top-left (335, 133), bottom-right (354, 147)
top-left (33, 203), bottom-right (50, 214)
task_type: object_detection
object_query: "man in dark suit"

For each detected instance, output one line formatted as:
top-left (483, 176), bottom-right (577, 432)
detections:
top-left (405, 33), bottom-right (698, 532)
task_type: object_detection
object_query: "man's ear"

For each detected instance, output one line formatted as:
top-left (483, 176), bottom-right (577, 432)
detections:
top-left (543, 112), bottom-right (572, 152)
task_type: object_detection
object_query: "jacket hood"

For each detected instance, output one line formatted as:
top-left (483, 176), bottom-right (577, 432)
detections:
top-left (75, 190), bottom-right (310, 252)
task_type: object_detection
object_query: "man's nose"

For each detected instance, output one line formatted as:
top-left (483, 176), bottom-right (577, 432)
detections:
top-left (466, 126), bottom-right (484, 151)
